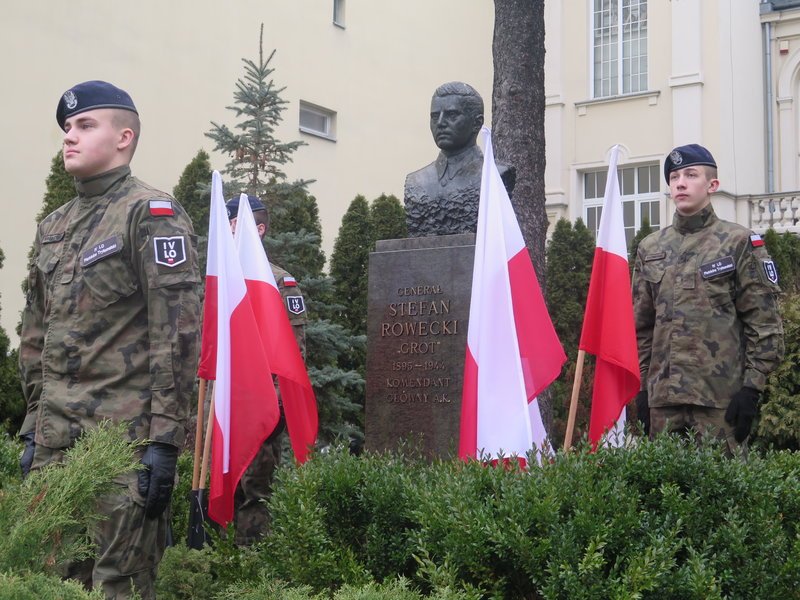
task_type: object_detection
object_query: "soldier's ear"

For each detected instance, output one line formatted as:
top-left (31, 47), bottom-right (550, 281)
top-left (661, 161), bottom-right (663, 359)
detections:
top-left (708, 178), bottom-right (720, 193)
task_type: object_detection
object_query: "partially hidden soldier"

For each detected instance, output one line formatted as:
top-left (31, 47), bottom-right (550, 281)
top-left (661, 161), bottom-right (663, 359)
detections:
top-left (225, 194), bottom-right (307, 545)
top-left (632, 144), bottom-right (784, 455)
top-left (18, 81), bottom-right (201, 598)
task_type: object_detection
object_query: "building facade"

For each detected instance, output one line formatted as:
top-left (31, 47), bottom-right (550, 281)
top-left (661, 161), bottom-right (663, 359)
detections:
top-left (544, 0), bottom-right (800, 245)
top-left (0, 1), bottom-right (495, 343)
top-left (3, 1), bottom-right (799, 344)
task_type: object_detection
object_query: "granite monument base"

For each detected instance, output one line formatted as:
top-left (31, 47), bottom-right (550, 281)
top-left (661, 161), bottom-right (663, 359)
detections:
top-left (365, 233), bottom-right (475, 459)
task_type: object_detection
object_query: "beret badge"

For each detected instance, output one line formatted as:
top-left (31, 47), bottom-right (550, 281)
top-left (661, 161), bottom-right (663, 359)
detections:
top-left (63, 90), bottom-right (78, 110)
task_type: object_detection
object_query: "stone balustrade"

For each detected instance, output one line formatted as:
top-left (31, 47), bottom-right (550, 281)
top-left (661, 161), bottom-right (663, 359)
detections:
top-left (747, 192), bottom-right (800, 234)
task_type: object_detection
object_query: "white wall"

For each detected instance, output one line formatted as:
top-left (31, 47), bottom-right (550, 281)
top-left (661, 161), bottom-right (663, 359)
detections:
top-left (0, 1), bottom-right (496, 344)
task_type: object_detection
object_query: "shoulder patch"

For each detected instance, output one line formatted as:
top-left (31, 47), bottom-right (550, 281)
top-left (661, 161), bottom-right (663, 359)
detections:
top-left (153, 236), bottom-right (187, 268)
top-left (763, 259), bottom-right (779, 285)
top-left (286, 295), bottom-right (305, 315)
top-left (149, 199), bottom-right (174, 217)
top-left (283, 276), bottom-right (297, 287)
top-left (750, 233), bottom-right (765, 248)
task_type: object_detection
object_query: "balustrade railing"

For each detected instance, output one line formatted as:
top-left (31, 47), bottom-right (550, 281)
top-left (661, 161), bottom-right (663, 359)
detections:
top-left (747, 193), bottom-right (800, 234)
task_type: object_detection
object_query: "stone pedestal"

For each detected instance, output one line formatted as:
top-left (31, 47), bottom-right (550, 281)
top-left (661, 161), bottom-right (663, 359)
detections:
top-left (364, 234), bottom-right (475, 459)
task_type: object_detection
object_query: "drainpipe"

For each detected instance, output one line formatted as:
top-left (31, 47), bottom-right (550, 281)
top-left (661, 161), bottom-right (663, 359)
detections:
top-left (763, 9), bottom-right (775, 193)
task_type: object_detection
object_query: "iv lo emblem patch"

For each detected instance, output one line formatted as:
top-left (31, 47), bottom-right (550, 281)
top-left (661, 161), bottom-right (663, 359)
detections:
top-left (154, 236), bottom-right (187, 268)
top-left (763, 259), bottom-right (779, 284)
top-left (286, 295), bottom-right (306, 315)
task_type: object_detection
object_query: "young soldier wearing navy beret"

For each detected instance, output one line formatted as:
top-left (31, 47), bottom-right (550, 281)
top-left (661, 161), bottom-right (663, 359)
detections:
top-left (19, 80), bottom-right (201, 598)
top-left (632, 144), bottom-right (784, 454)
top-left (225, 194), bottom-right (307, 545)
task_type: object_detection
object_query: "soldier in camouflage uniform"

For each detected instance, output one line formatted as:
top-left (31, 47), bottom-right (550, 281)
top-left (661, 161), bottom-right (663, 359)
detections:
top-left (18, 81), bottom-right (200, 598)
top-left (226, 194), bottom-right (307, 545)
top-left (633, 144), bottom-right (784, 454)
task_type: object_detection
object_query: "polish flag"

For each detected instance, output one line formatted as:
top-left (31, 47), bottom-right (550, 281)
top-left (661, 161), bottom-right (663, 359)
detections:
top-left (459, 127), bottom-right (566, 463)
top-left (233, 194), bottom-right (318, 463)
top-left (579, 145), bottom-right (641, 447)
top-left (199, 171), bottom-right (280, 526)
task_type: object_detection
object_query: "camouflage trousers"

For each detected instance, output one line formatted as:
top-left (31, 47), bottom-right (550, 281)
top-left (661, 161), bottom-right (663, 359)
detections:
top-left (233, 426), bottom-right (283, 545)
top-left (649, 405), bottom-right (746, 457)
top-left (32, 445), bottom-right (169, 600)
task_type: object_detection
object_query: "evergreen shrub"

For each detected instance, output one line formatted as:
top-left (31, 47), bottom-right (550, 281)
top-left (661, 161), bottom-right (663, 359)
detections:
top-left (0, 432), bottom-right (20, 489)
top-left (257, 438), bottom-right (800, 599)
top-left (0, 573), bottom-right (104, 599)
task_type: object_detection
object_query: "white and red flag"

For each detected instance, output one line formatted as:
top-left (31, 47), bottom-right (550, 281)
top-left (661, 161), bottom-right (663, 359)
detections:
top-left (459, 127), bottom-right (566, 463)
top-left (579, 145), bottom-right (641, 447)
top-left (233, 193), bottom-right (318, 463)
top-left (198, 171), bottom-right (280, 526)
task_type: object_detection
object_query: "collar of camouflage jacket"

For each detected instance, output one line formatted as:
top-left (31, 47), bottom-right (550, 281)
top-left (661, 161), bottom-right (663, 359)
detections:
top-left (672, 204), bottom-right (717, 235)
top-left (75, 165), bottom-right (131, 199)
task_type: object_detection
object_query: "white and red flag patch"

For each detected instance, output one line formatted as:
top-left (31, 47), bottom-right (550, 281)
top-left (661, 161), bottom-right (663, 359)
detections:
top-left (149, 199), bottom-right (174, 216)
top-left (750, 234), bottom-right (765, 248)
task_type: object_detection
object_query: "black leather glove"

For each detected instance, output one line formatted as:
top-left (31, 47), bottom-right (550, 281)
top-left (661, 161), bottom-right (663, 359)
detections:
top-left (635, 390), bottom-right (650, 437)
top-left (725, 387), bottom-right (760, 443)
top-left (19, 431), bottom-right (35, 478)
top-left (138, 442), bottom-right (179, 519)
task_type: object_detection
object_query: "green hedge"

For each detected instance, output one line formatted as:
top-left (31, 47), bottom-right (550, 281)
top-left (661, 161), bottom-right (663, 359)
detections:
top-left (256, 438), bottom-right (800, 599)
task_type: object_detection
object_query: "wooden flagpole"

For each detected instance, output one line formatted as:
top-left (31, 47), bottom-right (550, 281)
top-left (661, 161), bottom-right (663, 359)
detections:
top-left (191, 378), bottom-right (207, 490)
top-left (563, 349), bottom-right (586, 451)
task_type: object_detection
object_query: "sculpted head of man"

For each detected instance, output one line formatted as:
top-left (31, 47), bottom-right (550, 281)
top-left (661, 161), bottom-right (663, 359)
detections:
top-left (429, 82), bottom-right (484, 156)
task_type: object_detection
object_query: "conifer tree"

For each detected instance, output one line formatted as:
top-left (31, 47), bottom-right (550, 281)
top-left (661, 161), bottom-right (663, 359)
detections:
top-left (172, 149), bottom-right (213, 273)
top-left (545, 218), bottom-right (595, 359)
top-left (0, 247), bottom-right (25, 435)
top-left (20, 151), bottom-right (76, 335)
top-left (628, 217), bottom-right (653, 276)
top-left (370, 193), bottom-right (407, 242)
top-left (544, 218), bottom-right (595, 445)
top-left (206, 25), bottom-right (363, 448)
top-left (330, 195), bottom-right (372, 335)
top-left (36, 151), bottom-right (75, 222)
top-left (205, 24), bottom-right (308, 201)
top-left (764, 228), bottom-right (800, 293)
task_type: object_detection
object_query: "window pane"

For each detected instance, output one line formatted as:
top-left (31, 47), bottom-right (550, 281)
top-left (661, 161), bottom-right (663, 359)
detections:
top-left (597, 171), bottom-right (607, 195)
top-left (585, 173), bottom-right (591, 199)
top-left (621, 167), bottom-right (635, 195)
top-left (623, 199), bottom-right (635, 227)
top-left (637, 165), bottom-right (650, 193)
top-left (300, 109), bottom-right (327, 134)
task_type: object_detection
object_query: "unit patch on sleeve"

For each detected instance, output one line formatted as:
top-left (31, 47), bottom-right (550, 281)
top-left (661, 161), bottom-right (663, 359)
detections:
top-left (149, 199), bottom-right (174, 216)
top-left (763, 259), bottom-right (779, 284)
top-left (286, 295), bottom-right (306, 315)
top-left (153, 236), bottom-right (187, 268)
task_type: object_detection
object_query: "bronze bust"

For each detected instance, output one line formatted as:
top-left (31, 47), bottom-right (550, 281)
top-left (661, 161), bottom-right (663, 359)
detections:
top-left (404, 82), bottom-right (515, 237)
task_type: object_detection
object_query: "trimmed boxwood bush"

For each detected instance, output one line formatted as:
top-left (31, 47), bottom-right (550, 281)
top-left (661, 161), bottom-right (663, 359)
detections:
top-left (258, 437), bottom-right (800, 599)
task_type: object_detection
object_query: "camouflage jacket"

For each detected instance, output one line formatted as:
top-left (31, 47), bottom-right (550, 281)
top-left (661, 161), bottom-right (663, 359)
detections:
top-left (632, 205), bottom-right (784, 408)
top-left (19, 166), bottom-right (201, 449)
top-left (270, 263), bottom-right (307, 357)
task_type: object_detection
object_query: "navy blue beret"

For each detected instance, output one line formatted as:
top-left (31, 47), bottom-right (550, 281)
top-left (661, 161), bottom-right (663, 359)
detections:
top-left (226, 195), bottom-right (266, 220)
top-left (56, 80), bottom-right (138, 131)
top-left (664, 144), bottom-right (717, 182)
